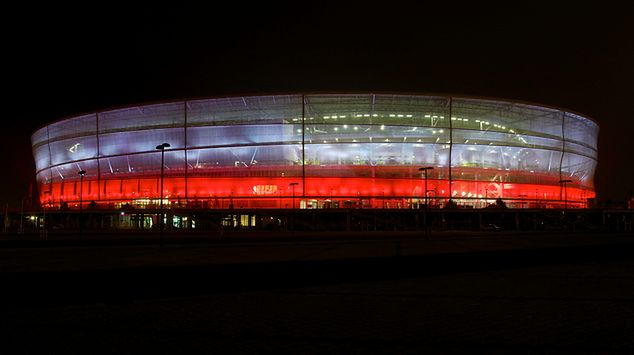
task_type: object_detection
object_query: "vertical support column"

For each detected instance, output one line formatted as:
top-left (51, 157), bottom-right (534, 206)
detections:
top-left (559, 111), bottom-right (566, 202)
top-left (301, 94), bottom-right (306, 199)
top-left (96, 112), bottom-right (101, 202)
top-left (448, 97), bottom-right (453, 201)
top-left (184, 101), bottom-right (188, 202)
top-left (46, 125), bottom-right (53, 206)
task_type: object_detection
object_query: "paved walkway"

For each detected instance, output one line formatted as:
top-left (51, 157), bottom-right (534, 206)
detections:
top-left (1, 231), bottom-right (632, 272)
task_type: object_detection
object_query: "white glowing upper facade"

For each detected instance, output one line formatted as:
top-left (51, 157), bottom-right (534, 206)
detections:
top-left (31, 94), bottom-right (598, 208)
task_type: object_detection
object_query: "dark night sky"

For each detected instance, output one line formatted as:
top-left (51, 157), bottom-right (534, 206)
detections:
top-left (2, 3), bottom-right (633, 206)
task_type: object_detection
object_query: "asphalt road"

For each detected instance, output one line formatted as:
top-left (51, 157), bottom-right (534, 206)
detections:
top-left (2, 231), bottom-right (634, 353)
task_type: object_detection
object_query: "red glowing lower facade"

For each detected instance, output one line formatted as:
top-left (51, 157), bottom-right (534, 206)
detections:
top-left (44, 167), bottom-right (593, 209)
top-left (32, 94), bottom-right (598, 209)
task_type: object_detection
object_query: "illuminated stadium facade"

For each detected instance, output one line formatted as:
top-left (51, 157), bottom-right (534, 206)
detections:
top-left (31, 94), bottom-right (598, 210)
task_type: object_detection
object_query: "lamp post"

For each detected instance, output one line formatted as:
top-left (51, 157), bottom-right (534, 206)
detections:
top-left (418, 167), bottom-right (434, 208)
top-left (156, 143), bottom-right (171, 246)
top-left (559, 179), bottom-right (573, 210)
top-left (418, 167), bottom-right (434, 239)
top-left (289, 182), bottom-right (298, 209)
top-left (78, 170), bottom-right (86, 240)
top-left (289, 182), bottom-right (298, 234)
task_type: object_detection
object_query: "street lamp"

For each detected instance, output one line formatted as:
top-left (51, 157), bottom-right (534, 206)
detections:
top-left (418, 167), bottom-right (434, 208)
top-left (78, 170), bottom-right (86, 240)
top-left (289, 182), bottom-right (298, 209)
top-left (559, 179), bottom-right (573, 210)
top-left (156, 143), bottom-right (171, 246)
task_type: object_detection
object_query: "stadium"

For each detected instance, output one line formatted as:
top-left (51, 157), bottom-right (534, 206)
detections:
top-left (31, 93), bottom-right (598, 211)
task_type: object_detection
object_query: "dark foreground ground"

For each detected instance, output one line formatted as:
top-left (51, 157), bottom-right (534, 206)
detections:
top-left (2, 231), bottom-right (634, 353)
